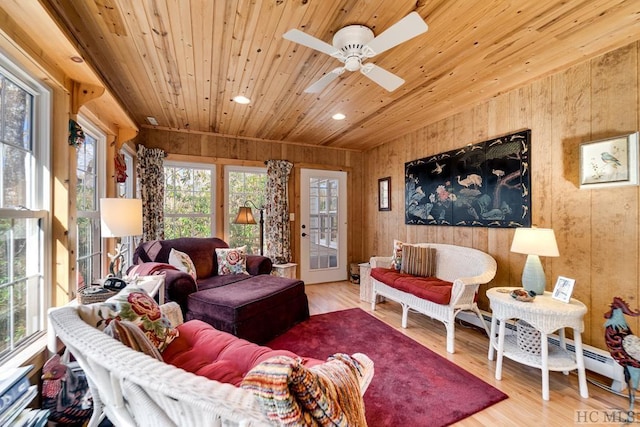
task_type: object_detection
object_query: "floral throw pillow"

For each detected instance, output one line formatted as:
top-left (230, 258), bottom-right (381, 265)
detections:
top-left (168, 248), bottom-right (197, 280)
top-left (390, 239), bottom-right (404, 270)
top-left (216, 246), bottom-right (248, 275)
top-left (78, 287), bottom-right (178, 353)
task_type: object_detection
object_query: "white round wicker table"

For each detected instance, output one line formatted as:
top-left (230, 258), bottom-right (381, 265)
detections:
top-left (486, 287), bottom-right (588, 400)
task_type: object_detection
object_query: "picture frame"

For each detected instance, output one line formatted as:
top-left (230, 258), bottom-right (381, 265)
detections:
top-left (378, 177), bottom-right (391, 211)
top-left (552, 276), bottom-right (576, 303)
top-left (580, 132), bottom-right (639, 189)
top-left (404, 130), bottom-right (531, 227)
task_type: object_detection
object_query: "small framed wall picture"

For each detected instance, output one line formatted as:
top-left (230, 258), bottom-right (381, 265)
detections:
top-left (579, 132), bottom-right (639, 189)
top-left (378, 177), bottom-right (391, 211)
top-left (552, 276), bottom-right (576, 303)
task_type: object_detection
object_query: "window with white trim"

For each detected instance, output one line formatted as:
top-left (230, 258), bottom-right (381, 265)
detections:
top-left (76, 118), bottom-right (105, 286)
top-left (0, 52), bottom-right (51, 363)
top-left (164, 162), bottom-right (215, 239)
top-left (117, 148), bottom-right (137, 271)
top-left (225, 166), bottom-right (267, 254)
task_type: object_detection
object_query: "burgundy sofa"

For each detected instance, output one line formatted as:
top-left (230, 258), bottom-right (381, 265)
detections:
top-left (131, 237), bottom-right (310, 343)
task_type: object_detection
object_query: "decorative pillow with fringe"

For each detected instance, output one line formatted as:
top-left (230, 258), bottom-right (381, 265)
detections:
top-left (400, 245), bottom-right (437, 277)
top-left (104, 319), bottom-right (163, 361)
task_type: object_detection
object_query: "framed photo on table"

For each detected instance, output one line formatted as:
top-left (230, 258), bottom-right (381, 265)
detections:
top-left (378, 177), bottom-right (391, 211)
top-left (552, 276), bottom-right (575, 303)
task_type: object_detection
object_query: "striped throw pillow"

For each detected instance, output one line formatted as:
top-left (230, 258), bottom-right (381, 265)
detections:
top-left (400, 245), bottom-right (436, 277)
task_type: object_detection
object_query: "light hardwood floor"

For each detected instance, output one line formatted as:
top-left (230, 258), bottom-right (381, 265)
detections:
top-left (305, 281), bottom-right (630, 426)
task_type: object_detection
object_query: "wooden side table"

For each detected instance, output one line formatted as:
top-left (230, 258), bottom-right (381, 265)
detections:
top-left (486, 287), bottom-right (588, 400)
top-left (272, 263), bottom-right (297, 279)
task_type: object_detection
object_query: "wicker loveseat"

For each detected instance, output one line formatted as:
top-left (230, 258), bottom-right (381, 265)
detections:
top-left (49, 304), bottom-right (374, 427)
top-left (370, 243), bottom-right (497, 353)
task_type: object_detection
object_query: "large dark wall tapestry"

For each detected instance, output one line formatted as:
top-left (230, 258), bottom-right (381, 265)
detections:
top-left (405, 129), bottom-right (531, 228)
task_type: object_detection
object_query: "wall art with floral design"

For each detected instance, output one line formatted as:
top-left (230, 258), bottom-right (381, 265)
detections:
top-left (405, 129), bottom-right (531, 228)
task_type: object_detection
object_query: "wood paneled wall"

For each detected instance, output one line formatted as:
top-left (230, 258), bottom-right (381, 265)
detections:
top-left (363, 42), bottom-right (640, 350)
top-left (136, 128), bottom-right (365, 270)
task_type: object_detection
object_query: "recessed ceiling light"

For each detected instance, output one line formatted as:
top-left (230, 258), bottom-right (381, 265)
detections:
top-left (146, 116), bottom-right (158, 126)
top-left (332, 113), bottom-right (346, 120)
top-left (70, 56), bottom-right (84, 63)
top-left (233, 95), bottom-right (251, 104)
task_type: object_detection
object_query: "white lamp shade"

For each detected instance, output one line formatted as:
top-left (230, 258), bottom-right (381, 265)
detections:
top-left (100, 198), bottom-right (143, 237)
top-left (510, 227), bottom-right (559, 257)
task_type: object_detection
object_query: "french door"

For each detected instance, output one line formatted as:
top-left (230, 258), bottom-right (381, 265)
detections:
top-left (299, 169), bottom-right (347, 284)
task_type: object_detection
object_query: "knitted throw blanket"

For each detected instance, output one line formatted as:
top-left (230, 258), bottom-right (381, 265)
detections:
top-left (241, 353), bottom-right (367, 426)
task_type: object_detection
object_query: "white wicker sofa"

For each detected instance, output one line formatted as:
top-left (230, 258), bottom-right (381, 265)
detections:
top-left (370, 243), bottom-right (497, 353)
top-left (49, 304), bottom-right (374, 427)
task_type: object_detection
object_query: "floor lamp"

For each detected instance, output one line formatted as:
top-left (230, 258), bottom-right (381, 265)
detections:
top-left (234, 201), bottom-right (264, 255)
top-left (100, 198), bottom-right (143, 278)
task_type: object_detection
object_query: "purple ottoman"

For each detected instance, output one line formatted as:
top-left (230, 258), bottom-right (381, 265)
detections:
top-left (185, 275), bottom-right (309, 344)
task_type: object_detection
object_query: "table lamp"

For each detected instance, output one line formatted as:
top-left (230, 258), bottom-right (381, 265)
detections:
top-left (510, 227), bottom-right (559, 295)
top-left (100, 198), bottom-right (143, 277)
top-left (234, 201), bottom-right (264, 255)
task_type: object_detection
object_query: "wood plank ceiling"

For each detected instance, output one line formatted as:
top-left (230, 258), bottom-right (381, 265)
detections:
top-left (40, 0), bottom-right (640, 151)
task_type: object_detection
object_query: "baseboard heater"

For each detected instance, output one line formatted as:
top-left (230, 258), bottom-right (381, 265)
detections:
top-left (457, 310), bottom-right (626, 391)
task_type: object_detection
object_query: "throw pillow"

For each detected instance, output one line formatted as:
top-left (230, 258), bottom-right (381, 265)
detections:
top-left (160, 301), bottom-right (184, 327)
top-left (215, 246), bottom-right (248, 275)
top-left (106, 288), bottom-right (179, 352)
top-left (168, 248), bottom-right (197, 280)
top-left (400, 245), bottom-right (436, 277)
top-left (104, 319), bottom-right (163, 361)
top-left (78, 287), bottom-right (179, 353)
top-left (390, 239), bottom-right (404, 270)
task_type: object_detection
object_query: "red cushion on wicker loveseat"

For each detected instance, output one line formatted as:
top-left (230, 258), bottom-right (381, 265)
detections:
top-left (162, 319), bottom-right (321, 386)
top-left (371, 267), bottom-right (453, 305)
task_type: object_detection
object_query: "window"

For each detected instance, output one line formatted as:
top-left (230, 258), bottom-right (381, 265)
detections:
top-left (309, 177), bottom-right (338, 267)
top-left (164, 162), bottom-right (215, 239)
top-left (0, 53), bottom-right (51, 362)
top-left (225, 166), bottom-right (267, 254)
top-left (117, 148), bottom-right (137, 271)
top-left (76, 118), bottom-right (105, 287)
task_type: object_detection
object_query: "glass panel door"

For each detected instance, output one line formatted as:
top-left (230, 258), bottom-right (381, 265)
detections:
top-left (299, 169), bottom-right (347, 284)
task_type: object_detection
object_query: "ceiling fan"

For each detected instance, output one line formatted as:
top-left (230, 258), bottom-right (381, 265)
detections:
top-left (283, 12), bottom-right (428, 94)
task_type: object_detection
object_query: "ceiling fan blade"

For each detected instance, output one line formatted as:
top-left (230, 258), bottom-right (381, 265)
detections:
top-left (360, 64), bottom-right (405, 92)
top-left (304, 67), bottom-right (345, 93)
top-left (283, 29), bottom-right (340, 57)
top-left (363, 12), bottom-right (428, 57)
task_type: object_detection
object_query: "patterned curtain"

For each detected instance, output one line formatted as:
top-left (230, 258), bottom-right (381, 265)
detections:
top-left (136, 145), bottom-right (165, 241)
top-left (265, 160), bottom-right (293, 264)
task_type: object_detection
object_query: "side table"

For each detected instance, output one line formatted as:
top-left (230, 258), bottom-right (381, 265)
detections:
top-left (272, 263), bottom-right (297, 279)
top-left (359, 263), bottom-right (385, 303)
top-left (486, 287), bottom-right (588, 400)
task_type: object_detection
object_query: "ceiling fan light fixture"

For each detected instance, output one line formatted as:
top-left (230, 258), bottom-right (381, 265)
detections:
top-left (284, 12), bottom-right (428, 94)
top-left (233, 95), bottom-right (251, 104)
top-left (332, 113), bottom-right (346, 120)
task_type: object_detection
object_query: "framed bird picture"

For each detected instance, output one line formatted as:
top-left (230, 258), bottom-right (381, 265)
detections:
top-left (580, 132), bottom-right (639, 189)
top-left (404, 129), bottom-right (531, 227)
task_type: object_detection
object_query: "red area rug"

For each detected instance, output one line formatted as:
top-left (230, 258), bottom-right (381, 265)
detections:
top-left (267, 308), bottom-right (507, 426)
